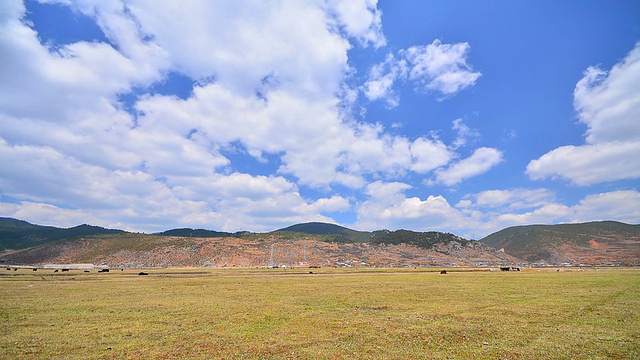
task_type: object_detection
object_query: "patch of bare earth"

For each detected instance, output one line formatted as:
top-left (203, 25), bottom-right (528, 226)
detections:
top-left (2, 235), bottom-right (522, 268)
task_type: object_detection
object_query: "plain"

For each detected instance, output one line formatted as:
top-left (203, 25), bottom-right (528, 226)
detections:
top-left (1, 268), bottom-right (638, 359)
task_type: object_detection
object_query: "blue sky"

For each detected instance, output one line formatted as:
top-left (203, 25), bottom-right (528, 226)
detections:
top-left (1, 0), bottom-right (639, 238)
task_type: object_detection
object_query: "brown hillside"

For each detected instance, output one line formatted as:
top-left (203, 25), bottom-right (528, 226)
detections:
top-left (0, 233), bottom-right (521, 268)
top-left (481, 221), bottom-right (640, 265)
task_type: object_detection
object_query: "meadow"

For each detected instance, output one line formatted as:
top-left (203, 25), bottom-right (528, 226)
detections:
top-left (1, 267), bottom-right (638, 359)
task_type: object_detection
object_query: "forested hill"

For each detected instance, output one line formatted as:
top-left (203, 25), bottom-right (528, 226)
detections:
top-left (154, 228), bottom-right (235, 238)
top-left (370, 229), bottom-right (469, 248)
top-left (274, 222), bottom-right (370, 242)
top-left (1, 219), bottom-right (467, 252)
top-left (0, 217), bottom-right (124, 250)
top-left (275, 223), bottom-right (470, 249)
top-left (480, 221), bottom-right (640, 265)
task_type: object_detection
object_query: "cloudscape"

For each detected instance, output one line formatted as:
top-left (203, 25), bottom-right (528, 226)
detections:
top-left (1, 0), bottom-right (639, 238)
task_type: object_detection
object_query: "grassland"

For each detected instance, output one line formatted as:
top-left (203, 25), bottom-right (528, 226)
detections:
top-left (1, 268), bottom-right (638, 359)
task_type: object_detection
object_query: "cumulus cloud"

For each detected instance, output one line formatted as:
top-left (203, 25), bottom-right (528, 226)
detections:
top-left (6, 0), bottom-right (490, 232)
top-left (526, 142), bottom-right (640, 185)
top-left (451, 118), bottom-right (480, 149)
top-left (361, 53), bottom-right (407, 108)
top-left (0, 1), bottom-right (390, 230)
top-left (433, 147), bottom-right (503, 186)
top-left (469, 188), bottom-right (557, 210)
top-left (571, 190), bottom-right (640, 223)
top-left (0, 0), bottom-right (168, 121)
top-left (409, 137), bottom-right (454, 173)
top-left (527, 43), bottom-right (640, 185)
top-left (355, 185), bottom-right (640, 239)
top-left (402, 40), bottom-right (481, 96)
top-left (362, 39), bottom-right (481, 106)
top-left (325, 0), bottom-right (386, 48)
top-left (1, 1), bottom-right (583, 237)
top-left (356, 181), bottom-right (463, 232)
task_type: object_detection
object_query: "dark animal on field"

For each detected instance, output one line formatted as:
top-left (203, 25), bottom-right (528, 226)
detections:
top-left (61, 269), bottom-right (69, 272)
top-left (138, 272), bottom-right (148, 276)
top-left (84, 270), bottom-right (90, 273)
top-left (440, 270), bottom-right (447, 274)
top-left (500, 266), bottom-right (521, 272)
top-left (33, 268), bottom-right (37, 271)
top-left (54, 269), bottom-right (59, 273)
top-left (98, 269), bottom-right (110, 273)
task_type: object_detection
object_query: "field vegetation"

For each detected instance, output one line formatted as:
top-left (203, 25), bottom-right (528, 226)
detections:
top-left (1, 268), bottom-right (638, 359)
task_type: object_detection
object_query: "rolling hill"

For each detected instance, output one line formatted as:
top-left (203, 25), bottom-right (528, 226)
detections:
top-left (0, 232), bottom-right (517, 269)
top-left (154, 228), bottom-right (235, 238)
top-left (0, 218), bottom-right (519, 268)
top-left (274, 222), bottom-right (370, 242)
top-left (2, 218), bottom-right (639, 267)
top-left (0, 217), bottom-right (124, 250)
top-left (480, 221), bottom-right (640, 265)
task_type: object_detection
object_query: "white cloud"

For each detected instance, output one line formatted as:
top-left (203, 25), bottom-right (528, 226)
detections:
top-left (490, 204), bottom-right (572, 229)
top-left (527, 43), bottom-right (640, 185)
top-left (410, 137), bottom-right (454, 173)
top-left (364, 181), bottom-right (412, 202)
top-left (462, 188), bottom-right (640, 238)
top-left (295, 195), bottom-right (351, 215)
top-left (571, 190), bottom-right (640, 224)
top-left (356, 181), bottom-right (464, 232)
top-left (361, 54), bottom-right (407, 108)
top-left (433, 147), bottom-right (503, 186)
top-left (0, 2), bottom-right (355, 235)
top-left (2, 0), bottom-right (586, 238)
top-left (0, 0), bottom-right (168, 121)
top-left (470, 188), bottom-right (556, 210)
top-left (526, 142), bottom-right (640, 185)
top-left (451, 118), bottom-right (480, 149)
top-left (0, 201), bottom-right (103, 230)
top-left (125, 0), bottom-right (363, 99)
top-left (362, 39), bottom-right (481, 106)
top-left (402, 39), bottom-right (481, 96)
top-left (354, 185), bottom-right (640, 239)
top-left (325, 0), bottom-right (386, 48)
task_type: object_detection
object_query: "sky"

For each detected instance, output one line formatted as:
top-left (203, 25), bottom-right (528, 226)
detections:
top-left (1, 0), bottom-right (639, 239)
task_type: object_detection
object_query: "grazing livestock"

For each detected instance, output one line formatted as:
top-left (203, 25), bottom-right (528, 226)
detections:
top-left (500, 266), bottom-right (521, 272)
top-left (98, 269), bottom-right (110, 273)
top-left (33, 268), bottom-right (37, 271)
top-left (138, 272), bottom-right (148, 276)
top-left (61, 269), bottom-right (70, 272)
top-left (84, 270), bottom-right (90, 273)
top-left (54, 269), bottom-right (59, 273)
top-left (440, 270), bottom-right (447, 274)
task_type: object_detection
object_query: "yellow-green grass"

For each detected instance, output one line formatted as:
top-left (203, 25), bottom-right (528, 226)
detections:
top-left (1, 268), bottom-right (638, 359)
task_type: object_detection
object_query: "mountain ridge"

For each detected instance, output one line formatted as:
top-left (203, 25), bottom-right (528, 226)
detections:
top-left (0, 217), bottom-right (124, 251)
top-left (1, 218), bottom-right (639, 266)
top-left (480, 221), bottom-right (640, 265)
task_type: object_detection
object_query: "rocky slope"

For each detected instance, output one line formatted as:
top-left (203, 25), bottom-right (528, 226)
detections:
top-left (0, 233), bottom-right (519, 268)
top-left (480, 221), bottom-right (640, 265)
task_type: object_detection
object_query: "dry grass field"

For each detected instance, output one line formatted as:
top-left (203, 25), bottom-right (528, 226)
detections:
top-left (1, 267), bottom-right (638, 359)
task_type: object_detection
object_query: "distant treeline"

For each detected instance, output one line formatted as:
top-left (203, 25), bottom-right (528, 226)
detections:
top-left (0, 218), bottom-right (123, 250)
top-left (154, 228), bottom-right (236, 238)
top-left (369, 229), bottom-right (468, 249)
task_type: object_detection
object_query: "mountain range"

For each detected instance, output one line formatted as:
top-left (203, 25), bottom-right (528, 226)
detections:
top-left (481, 221), bottom-right (640, 265)
top-left (0, 218), bottom-right (638, 267)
